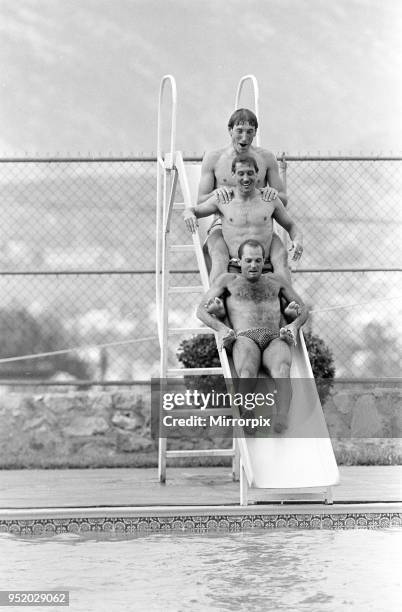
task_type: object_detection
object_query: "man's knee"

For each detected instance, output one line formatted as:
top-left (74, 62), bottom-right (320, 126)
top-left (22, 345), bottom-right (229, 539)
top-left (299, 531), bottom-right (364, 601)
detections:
top-left (237, 366), bottom-right (258, 378)
top-left (207, 232), bottom-right (229, 258)
top-left (270, 242), bottom-right (288, 268)
top-left (270, 362), bottom-right (291, 378)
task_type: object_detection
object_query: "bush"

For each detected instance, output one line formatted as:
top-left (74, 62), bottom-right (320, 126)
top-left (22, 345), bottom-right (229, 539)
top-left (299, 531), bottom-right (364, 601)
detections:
top-left (303, 331), bottom-right (336, 404)
top-left (177, 330), bottom-right (335, 403)
top-left (176, 334), bottom-right (223, 393)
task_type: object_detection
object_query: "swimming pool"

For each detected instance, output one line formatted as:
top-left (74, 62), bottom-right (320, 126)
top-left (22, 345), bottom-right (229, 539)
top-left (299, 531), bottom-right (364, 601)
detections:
top-left (1, 529), bottom-right (400, 611)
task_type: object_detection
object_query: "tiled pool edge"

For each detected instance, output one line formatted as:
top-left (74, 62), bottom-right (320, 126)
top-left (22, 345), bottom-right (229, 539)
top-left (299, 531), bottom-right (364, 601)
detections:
top-left (1, 503), bottom-right (401, 534)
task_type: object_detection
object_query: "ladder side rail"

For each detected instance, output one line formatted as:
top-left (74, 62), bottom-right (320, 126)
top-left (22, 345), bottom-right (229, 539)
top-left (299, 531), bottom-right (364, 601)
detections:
top-left (177, 156), bottom-right (244, 479)
top-left (176, 154), bottom-right (210, 288)
top-left (155, 159), bottom-right (165, 342)
top-left (158, 167), bottom-right (179, 483)
top-left (235, 75), bottom-right (260, 146)
top-left (157, 75), bottom-right (177, 164)
top-left (156, 75), bottom-right (177, 342)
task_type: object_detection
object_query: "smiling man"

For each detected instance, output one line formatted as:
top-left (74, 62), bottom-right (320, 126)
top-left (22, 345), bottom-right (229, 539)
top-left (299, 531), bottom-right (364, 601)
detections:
top-left (196, 239), bottom-right (309, 433)
top-left (185, 155), bottom-right (303, 274)
top-left (195, 108), bottom-right (297, 282)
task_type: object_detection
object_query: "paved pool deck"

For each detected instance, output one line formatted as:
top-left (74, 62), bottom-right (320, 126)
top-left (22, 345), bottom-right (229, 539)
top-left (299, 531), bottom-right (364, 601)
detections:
top-left (0, 466), bottom-right (400, 532)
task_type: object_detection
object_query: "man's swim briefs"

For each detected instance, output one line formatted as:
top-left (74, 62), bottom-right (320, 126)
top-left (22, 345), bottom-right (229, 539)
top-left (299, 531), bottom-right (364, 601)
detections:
top-left (237, 327), bottom-right (280, 351)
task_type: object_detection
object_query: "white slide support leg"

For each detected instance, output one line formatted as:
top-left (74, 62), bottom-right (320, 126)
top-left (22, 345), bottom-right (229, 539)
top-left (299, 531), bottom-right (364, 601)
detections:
top-left (240, 460), bottom-right (249, 506)
top-left (325, 486), bottom-right (334, 505)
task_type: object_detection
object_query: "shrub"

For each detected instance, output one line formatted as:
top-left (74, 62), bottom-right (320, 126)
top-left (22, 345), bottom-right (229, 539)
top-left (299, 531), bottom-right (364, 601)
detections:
top-left (303, 331), bottom-right (336, 404)
top-left (176, 334), bottom-right (223, 393)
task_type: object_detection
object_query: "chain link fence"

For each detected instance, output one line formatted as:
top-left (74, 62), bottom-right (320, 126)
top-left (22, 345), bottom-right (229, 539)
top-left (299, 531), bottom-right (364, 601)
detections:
top-left (0, 156), bottom-right (400, 384)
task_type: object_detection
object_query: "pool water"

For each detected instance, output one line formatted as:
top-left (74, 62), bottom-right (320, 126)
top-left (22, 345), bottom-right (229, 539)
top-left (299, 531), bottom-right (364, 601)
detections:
top-left (0, 529), bottom-right (400, 611)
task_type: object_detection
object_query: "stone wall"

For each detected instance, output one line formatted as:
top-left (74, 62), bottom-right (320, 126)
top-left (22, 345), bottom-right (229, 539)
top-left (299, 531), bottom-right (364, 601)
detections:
top-left (0, 381), bottom-right (400, 468)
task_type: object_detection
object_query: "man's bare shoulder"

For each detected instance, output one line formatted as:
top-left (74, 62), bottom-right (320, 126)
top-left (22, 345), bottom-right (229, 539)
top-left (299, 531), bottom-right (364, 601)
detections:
top-left (262, 272), bottom-right (287, 286)
top-left (212, 272), bottom-right (239, 288)
top-left (202, 148), bottom-right (227, 169)
top-left (253, 147), bottom-right (278, 167)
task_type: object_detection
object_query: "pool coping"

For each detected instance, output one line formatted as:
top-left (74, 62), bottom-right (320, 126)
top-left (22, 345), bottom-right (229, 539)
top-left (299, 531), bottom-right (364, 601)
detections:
top-left (1, 502), bottom-right (401, 533)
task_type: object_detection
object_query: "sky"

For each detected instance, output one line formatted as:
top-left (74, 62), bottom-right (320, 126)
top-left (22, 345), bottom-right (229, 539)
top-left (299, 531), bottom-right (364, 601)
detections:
top-left (1, 0), bottom-right (401, 156)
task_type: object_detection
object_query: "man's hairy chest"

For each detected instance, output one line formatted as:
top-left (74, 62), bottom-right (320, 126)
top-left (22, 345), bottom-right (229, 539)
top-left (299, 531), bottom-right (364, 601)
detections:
top-left (228, 279), bottom-right (280, 303)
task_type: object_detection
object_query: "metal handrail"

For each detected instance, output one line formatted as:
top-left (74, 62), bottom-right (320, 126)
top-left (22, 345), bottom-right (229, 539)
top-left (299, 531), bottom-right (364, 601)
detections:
top-left (157, 75), bottom-right (177, 163)
top-left (235, 74), bottom-right (260, 146)
top-left (156, 76), bottom-right (178, 341)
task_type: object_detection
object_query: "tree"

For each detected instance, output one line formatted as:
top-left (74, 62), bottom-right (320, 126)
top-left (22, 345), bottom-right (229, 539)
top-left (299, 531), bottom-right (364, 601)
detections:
top-left (0, 307), bottom-right (91, 380)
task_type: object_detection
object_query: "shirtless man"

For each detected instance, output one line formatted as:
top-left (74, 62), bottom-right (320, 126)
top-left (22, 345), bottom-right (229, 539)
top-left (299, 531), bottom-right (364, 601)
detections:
top-left (196, 108), bottom-right (298, 282)
top-left (196, 239), bottom-right (309, 433)
top-left (184, 154), bottom-right (303, 280)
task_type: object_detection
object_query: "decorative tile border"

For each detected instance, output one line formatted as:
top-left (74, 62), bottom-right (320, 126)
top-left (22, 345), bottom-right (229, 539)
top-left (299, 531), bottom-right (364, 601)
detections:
top-left (0, 512), bottom-right (401, 535)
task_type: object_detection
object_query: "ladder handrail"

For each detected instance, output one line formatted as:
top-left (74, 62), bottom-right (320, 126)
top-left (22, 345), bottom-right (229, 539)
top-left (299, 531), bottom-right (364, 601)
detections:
top-left (157, 75), bottom-right (177, 163)
top-left (235, 75), bottom-right (260, 147)
top-left (156, 75), bottom-right (177, 342)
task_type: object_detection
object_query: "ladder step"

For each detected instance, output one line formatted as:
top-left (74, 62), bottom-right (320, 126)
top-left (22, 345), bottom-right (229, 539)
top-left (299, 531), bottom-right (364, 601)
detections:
top-left (173, 202), bottom-right (185, 210)
top-left (170, 244), bottom-right (195, 253)
top-left (169, 285), bottom-right (204, 294)
top-left (168, 327), bottom-right (212, 335)
top-left (167, 367), bottom-right (223, 376)
top-left (166, 449), bottom-right (233, 458)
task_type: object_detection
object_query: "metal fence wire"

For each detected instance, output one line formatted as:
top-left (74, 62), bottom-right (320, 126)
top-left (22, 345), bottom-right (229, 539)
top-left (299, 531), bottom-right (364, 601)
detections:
top-left (0, 156), bottom-right (401, 383)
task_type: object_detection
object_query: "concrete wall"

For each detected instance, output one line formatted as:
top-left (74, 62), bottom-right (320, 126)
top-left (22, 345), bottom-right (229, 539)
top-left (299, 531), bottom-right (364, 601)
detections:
top-left (0, 381), bottom-right (400, 468)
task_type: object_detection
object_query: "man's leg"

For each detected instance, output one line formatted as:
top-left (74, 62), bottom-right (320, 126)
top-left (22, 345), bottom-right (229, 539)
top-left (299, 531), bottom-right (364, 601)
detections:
top-left (207, 229), bottom-right (230, 283)
top-left (232, 336), bottom-right (261, 379)
top-left (232, 336), bottom-right (262, 435)
top-left (269, 233), bottom-right (291, 283)
top-left (269, 234), bottom-right (300, 321)
top-left (262, 338), bottom-right (292, 433)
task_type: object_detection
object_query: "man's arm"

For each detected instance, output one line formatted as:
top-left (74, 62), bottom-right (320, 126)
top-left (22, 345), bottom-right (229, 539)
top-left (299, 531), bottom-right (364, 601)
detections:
top-left (279, 281), bottom-right (309, 345)
top-left (183, 194), bottom-right (221, 233)
top-left (197, 151), bottom-right (233, 205)
top-left (262, 151), bottom-right (288, 206)
top-left (272, 199), bottom-right (303, 262)
top-left (196, 274), bottom-right (237, 350)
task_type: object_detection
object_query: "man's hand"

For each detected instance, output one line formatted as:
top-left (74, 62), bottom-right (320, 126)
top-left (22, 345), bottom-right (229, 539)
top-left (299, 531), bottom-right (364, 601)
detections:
top-left (289, 238), bottom-right (303, 261)
top-left (183, 207), bottom-right (198, 233)
top-left (260, 186), bottom-right (279, 202)
top-left (217, 327), bottom-right (236, 351)
top-left (279, 323), bottom-right (298, 346)
top-left (215, 187), bottom-right (234, 204)
top-left (206, 297), bottom-right (226, 319)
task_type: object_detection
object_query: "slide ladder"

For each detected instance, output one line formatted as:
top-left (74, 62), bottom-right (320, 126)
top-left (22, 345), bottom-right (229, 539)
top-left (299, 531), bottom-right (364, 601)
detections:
top-left (156, 75), bottom-right (240, 483)
top-left (156, 75), bottom-right (339, 504)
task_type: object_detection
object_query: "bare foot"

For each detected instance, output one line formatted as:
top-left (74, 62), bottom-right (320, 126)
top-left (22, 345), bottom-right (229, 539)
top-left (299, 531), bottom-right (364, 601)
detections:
top-left (284, 301), bottom-right (300, 321)
top-left (274, 413), bottom-right (289, 434)
top-left (280, 323), bottom-right (298, 346)
top-left (206, 297), bottom-right (226, 319)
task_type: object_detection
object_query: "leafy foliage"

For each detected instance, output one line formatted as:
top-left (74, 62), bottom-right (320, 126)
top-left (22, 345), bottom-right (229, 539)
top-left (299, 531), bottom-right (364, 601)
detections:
top-left (303, 331), bottom-right (336, 403)
top-left (0, 307), bottom-right (91, 380)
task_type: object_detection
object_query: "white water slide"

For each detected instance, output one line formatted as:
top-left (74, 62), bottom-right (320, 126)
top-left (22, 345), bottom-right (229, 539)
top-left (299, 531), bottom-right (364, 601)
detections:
top-left (156, 75), bottom-right (339, 504)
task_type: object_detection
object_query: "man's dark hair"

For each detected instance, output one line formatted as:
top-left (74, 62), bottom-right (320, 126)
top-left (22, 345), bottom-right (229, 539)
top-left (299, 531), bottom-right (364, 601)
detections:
top-left (231, 155), bottom-right (259, 174)
top-left (228, 108), bottom-right (258, 130)
top-left (238, 239), bottom-right (265, 260)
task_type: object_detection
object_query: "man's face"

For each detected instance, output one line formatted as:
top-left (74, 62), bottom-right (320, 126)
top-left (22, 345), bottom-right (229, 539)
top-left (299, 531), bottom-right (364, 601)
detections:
top-left (233, 162), bottom-right (257, 194)
top-left (240, 245), bottom-right (264, 281)
top-left (229, 121), bottom-right (256, 153)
